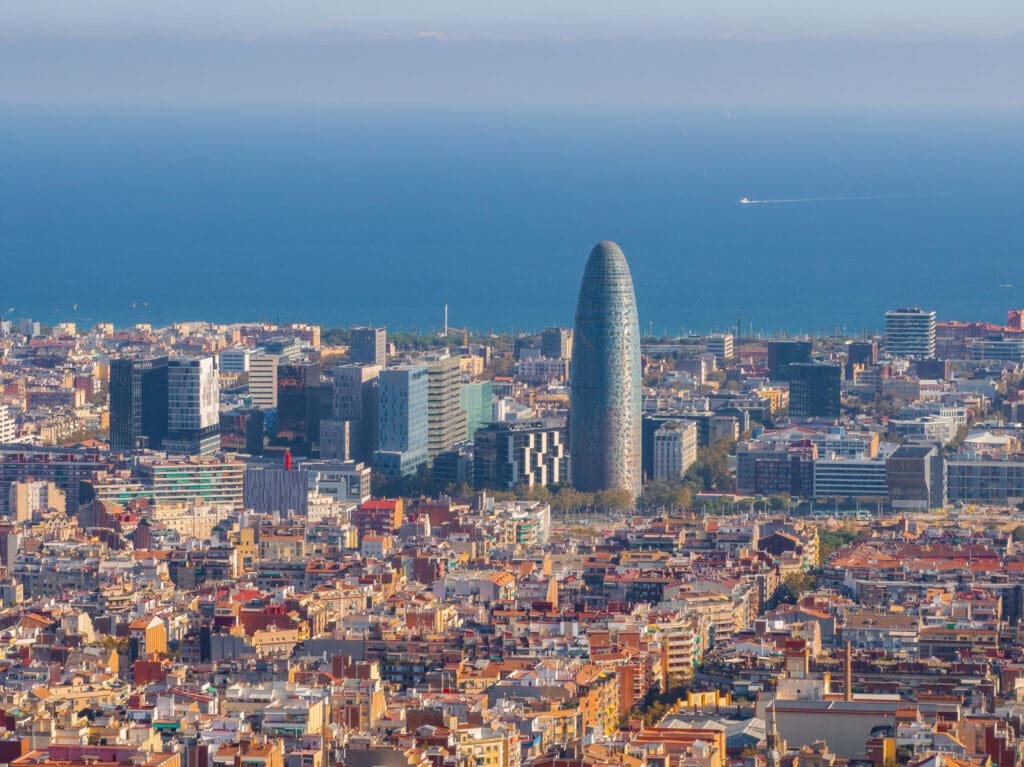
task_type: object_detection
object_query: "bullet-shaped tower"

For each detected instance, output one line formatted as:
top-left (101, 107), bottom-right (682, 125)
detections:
top-left (570, 240), bottom-right (642, 498)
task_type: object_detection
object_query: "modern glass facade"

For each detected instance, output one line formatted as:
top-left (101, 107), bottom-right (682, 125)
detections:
top-left (460, 381), bottom-right (493, 442)
top-left (109, 356), bottom-right (169, 453)
top-left (570, 241), bottom-right (642, 498)
top-left (374, 365), bottom-right (428, 478)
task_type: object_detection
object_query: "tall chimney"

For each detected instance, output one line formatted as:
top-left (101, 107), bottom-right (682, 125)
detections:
top-left (284, 449), bottom-right (292, 471)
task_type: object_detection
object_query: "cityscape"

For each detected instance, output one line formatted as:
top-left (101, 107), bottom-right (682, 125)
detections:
top-left (3, 4), bottom-right (1024, 767)
top-left (3, 236), bottom-right (1024, 767)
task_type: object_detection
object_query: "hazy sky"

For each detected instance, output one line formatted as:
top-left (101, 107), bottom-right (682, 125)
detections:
top-left (2, 2), bottom-right (1022, 106)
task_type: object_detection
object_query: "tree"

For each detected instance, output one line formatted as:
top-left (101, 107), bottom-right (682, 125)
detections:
top-left (687, 439), bottom-right (733, 491)
top-left (640, 481), bottom-right (692, 512)
top-left (594, 489), bottom-right (634, 512)
top-left (781, 572), bottom-right (817, 601)
top-left (551, 487), bottom-right (592, 514)
top-left (818, 527), bottom-right (860, 563)
top-left (521, 485), bottom-right (553, 503)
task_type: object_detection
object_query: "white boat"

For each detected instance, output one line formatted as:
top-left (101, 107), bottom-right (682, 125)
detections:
top-left (740, 197), bottom-right (751, 204)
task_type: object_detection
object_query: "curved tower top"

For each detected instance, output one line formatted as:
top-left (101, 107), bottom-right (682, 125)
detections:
top-left (570, 240), bottom-right (642, 499)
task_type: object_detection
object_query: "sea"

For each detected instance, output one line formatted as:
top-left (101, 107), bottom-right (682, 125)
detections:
top-left (1, 105), bottom-right (1022, 337)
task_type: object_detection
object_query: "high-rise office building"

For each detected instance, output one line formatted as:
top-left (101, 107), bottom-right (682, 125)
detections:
top-left (426, 354), bottom-right (467, 460)
top-left (540, 327), bottom-right (573, 360)
top-left (249, 353), bottom-right (279, 409)
top-left (109, 356), bottom-right (169, 452)
top-left (324, 363), bottom-right (380, 462)
top-left (218, 348), bottom-right (252, 374)
top-left (460, 381), bottom-right (493, 441)
top-left (885, 307), bottom-right (936, 359)
top-left (351, 327), bottom-right (388, 368)
top-left (652, 420), bottom-right (698, 481)
top-left (219, 408), bottom-right (265, 455)
top-left (164, 357), bottom-right (221, 455)
top-left (261, 336), bottom-right (303, 362)
top-left (276, 362), bottom-right (322, 454)
top-left (706, 333), bottom-right (734, 363)
top-left (846, 340), bottom-right (879, 378)
top-left (788, 362), bottom-right (842, 420)
top-left (374, 365), bottom-right (428, 478)
top-left (767, 340), bottom-right (812, 381)
top-left (570, 241), bottom-right (642, 498)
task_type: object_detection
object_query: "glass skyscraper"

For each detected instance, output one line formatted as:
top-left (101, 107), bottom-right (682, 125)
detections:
top-left (570, 241), bottom-right (642, 498)
top-left (109, 355), bottom-right (169, 453)
top-left (374, 364), bottom-right (429, 478)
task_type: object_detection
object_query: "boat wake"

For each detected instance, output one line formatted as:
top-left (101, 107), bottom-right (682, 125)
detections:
top-left (740, 195), bottom-right (899, 205)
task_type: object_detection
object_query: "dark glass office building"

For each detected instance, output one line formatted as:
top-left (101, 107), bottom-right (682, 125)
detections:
top-left (767, 340), bottom-right (812, 381)
top-left (570, 241), bottom-right (642, 498)
top-left (788, 362), bottom-right (842, 419)
top-left (276, 362), bottom-right (323, 453)
top-left (109, 356), bottom-right (169, 453)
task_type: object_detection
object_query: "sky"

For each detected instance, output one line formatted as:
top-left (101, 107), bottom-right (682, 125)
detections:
top-left (1, 2), bottom-right (1022, 106)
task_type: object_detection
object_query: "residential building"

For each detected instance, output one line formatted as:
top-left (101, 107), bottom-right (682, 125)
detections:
top-left (0, 445), bottom-right (109, 515)
top-left (473, 420), bottom-right (568, 490)
top-left (885, 307), bottom-right (937, 359)
top-left (0, 404), bottom-right (15, 443)
top-left (8, 480), bottom-right (65, 522)
top-left (352, 498), bottom-right (404, 538)
top-left (93, 454), bottom-right (245, 508)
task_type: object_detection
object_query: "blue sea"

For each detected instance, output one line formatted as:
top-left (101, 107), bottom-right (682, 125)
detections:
top-left (1, 106), bottom-right (1022, 336)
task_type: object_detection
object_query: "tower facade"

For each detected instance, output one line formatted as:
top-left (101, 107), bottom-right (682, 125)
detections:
top-left (374, 365), bottom-right (428, 478)
top-left (885, 307), bottom-right (936, 359)
top-left (351, 327), bottom-right (388, 368)
top-left (164, 357), bottom-right (221, 456)
top-left (109, 355), bottom-right (169, 453)
top-left (426, 354), bottom-right (467, 460)
top-left (570, 241), bottom-right (642, 498)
